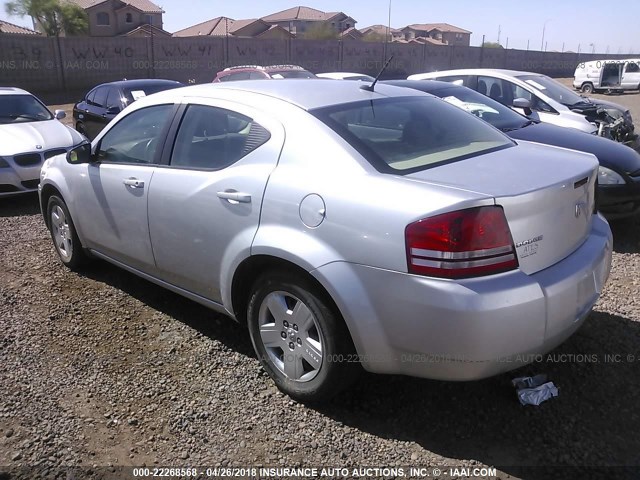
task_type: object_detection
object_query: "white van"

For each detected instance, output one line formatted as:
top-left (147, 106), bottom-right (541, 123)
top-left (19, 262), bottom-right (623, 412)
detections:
top-left (573, 59), bottom-right (640, 93)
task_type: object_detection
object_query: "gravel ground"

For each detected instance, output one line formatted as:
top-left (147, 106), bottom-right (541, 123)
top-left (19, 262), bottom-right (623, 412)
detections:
top-left (1, 89), bottom-right (640, 480)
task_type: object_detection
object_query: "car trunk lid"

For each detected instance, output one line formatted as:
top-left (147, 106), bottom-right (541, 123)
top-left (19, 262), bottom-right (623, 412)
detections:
top-left (405, 141), bottom-right (599, 275)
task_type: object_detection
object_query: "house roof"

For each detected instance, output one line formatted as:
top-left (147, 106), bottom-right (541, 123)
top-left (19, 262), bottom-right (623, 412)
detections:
top-left (404, 23), bottom-right (471, 34)
top-left (261, 6), bottom-right (353, 22)
top-left (173, 16), bottom-right (233, 36)
top-left (256, 24), bottom-right (294, 38)
top-left (172, 17), bottom-right (272, 37)
top-left (0, 20), bottom-right (40, 35)
top-left (66, 0), bottom-right (163, 13)
top-left (339, 27), bottom-right (362, 38)
top-left (123, 23), bottom-right (171, 36)
top-left (359, 24), bottom-right (400, 35)
top-left (410, 36), bottom-right (447, 46)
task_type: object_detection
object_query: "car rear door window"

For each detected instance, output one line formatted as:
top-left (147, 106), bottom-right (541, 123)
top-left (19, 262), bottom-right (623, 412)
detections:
top-left (97, 104), bottom-right (174, 164)
top-left (106, 88), bottom-right (121, 109)
top-left (170, 105), bottom-right (270, 170)
top-left (92, 87), bottom-right (108, 108)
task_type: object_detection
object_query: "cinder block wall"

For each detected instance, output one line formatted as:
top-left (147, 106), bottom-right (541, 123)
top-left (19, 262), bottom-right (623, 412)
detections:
top-left (0, 34), bottom-right (634, 100)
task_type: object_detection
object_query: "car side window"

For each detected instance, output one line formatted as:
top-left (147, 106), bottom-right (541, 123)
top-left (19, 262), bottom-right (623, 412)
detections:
top-left (86, 88), bottom-right (97, 105)
top-left (170, 105), bottom-right (270, 170)
top-left (97, 104), bottom-right (174, 164)
top-left (92, 87), bottom-right (108, 108)
top-left (625, 62), bottom-right (640, 73)
top-left (106, 88), bottom-right (121, 109)
top-left (478, 76), bottom-right (505, 103)
top-left (437, 75), bottom-right (472, 88)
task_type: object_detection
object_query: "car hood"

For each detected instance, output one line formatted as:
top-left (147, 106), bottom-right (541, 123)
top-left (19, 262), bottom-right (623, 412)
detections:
top-left (0, 120), bottom-right (84, 156)
top-left (508, 122), bottom-right (640, 174)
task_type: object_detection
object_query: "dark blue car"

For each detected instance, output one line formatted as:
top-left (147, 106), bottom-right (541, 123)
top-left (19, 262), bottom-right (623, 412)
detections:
top-left (385, 80), bottom-right (640, 220)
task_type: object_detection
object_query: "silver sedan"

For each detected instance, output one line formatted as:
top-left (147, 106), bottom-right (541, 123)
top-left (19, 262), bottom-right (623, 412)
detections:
top-left (39, 80), bottom-right (612, 402)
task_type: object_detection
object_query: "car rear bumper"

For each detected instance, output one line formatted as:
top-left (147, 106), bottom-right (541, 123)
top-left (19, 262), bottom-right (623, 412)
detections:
top-left (313, 214), bottom-right (612, 381)
top-left (598, 180), bottom-right (640, 219)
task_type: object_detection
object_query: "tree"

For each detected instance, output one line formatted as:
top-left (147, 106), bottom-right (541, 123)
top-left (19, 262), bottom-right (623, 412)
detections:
top-left (363, 32), bottom-right (388, 43)
top-left (5, 0), bottom-right (88, 36)
top-left (303, 22), bottom-right (338, 40)
top-left (482, 41), bottom-right (504, 49)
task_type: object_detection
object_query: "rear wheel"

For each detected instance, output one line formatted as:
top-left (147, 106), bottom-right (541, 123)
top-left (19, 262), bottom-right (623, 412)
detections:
top-left (581, 83), bottom-right (594, 94)
top-left (47, 195), bottom-right (87, 270)
top-left (247, 270), bottom-right (360, 402)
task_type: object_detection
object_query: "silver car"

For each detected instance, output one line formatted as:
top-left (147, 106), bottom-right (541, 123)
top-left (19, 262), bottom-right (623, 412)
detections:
top-left (39, 80), bottom-right (612, 402)
top-left (0, 87), bottom-right (84, 197)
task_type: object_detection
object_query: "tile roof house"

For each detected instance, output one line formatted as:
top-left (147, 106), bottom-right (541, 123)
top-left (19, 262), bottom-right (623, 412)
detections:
top-left (0, 20), bottom-right (41, 35)
top-left (172, 17), bottom-right (292, 39)
top-left (401, 23), bottom-right (471, 46)
top-left (61, 0), bottom-right (167, 36)
top-left (359, 24), bottom-right (402, 42)
top-left (260, 6), bottom-right (356, 38)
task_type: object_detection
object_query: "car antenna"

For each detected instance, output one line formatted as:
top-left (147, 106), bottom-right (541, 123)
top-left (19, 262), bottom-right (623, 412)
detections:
top-left (360, 55), bottom-right (394, 92)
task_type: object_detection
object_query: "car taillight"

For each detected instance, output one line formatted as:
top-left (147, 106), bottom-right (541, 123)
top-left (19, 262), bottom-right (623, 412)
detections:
top-left (405, 206), bottom-right (518, 279)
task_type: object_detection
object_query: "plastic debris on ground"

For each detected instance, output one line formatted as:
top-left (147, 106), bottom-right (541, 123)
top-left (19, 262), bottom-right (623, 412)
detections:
top-left (511, 374), bottom-right (559, 406)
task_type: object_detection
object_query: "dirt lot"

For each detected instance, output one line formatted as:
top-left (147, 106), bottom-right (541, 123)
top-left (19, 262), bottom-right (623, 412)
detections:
top-left (1, 86), bottom-right (640, 480)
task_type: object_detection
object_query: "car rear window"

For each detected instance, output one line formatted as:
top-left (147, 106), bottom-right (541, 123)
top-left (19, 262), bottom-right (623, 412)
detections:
top-left (312, 97), bottom-right (514, 174)
top-left (269, 70), bottom-right (316, 79)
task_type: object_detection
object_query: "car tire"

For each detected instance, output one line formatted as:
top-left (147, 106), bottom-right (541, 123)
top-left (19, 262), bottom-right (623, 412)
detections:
top-left (581, 83), bottom-right (594, 94)
top-left (247, 270), bottom-right (360, 403)
top-left (47, 195), bottom-right (88, 270)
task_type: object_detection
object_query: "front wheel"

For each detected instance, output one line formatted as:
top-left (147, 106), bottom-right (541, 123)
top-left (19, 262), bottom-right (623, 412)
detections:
top-left (47, 195), bottom-right (88, 270)
top-left (247, 271), bottom-right (360, 402)
top-left (581, 83), bottom-right (594, 94)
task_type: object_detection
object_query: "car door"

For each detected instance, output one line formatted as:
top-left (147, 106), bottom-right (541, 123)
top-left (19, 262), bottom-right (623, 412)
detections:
top-left (621, 61), bottom-right (640, 89)
top-left (72, 103), bottom-right (176, 272)
top-left (147, 100), bottom-right (285, 302)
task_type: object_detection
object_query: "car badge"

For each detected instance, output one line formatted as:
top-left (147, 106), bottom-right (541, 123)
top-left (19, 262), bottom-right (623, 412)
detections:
top-left (36, 145), bottom-right (43, 149)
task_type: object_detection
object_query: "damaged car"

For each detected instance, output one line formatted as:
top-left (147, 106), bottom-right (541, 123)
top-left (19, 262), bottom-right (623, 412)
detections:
top-left (408, 69), bottom-right (637, 147)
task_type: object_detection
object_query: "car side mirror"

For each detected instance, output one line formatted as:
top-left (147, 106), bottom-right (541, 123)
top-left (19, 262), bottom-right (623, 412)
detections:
top-left (66, 142), bottom-right (93, 164)
top-left (54, 109), bottom-right (66, 120)
top-left (513, 98), bottom-right (532, 116)
top-left (106, 105), bottom-right (120, 115)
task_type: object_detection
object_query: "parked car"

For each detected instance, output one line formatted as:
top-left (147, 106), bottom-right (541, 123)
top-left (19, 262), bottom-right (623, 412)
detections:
top-left (213, 65), bottom-right (316, 82)
top-left (574, 59), bottom-right (640, 93)
top-left (73, 79), bottom-right (184, 140)
top-left (385, 80), bottom-right (640, 219)
top-left (317, 72), bottom-right (376, 81)
top-left (408, 68), bottom-right (636, 145)
top-left (0, 87), bottom-right (84, 197)
top-left (40, 80), bottom-right (612, 402)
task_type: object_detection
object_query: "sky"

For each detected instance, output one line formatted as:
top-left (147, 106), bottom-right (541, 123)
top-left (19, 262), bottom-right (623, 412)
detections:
top-left (1, 0), bottom-right (639, 54)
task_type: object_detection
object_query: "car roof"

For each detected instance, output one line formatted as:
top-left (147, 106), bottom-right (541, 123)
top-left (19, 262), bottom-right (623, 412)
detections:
top-left (383, 79), bottom-right (457, 92)
top-left (93, 79), bottom-right (183, 89)
top-left (0, 87), bottom-right (33, 96)
top-left (149, 79), bottom-right (428, 111)
top-left (422, 68), bottom-right (540, 78)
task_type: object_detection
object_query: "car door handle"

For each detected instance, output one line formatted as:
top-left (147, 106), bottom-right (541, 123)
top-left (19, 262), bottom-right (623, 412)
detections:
top-left (217, 190), bottom-right (251, 203)
top-left (123, 178), bottom-right (144, 188)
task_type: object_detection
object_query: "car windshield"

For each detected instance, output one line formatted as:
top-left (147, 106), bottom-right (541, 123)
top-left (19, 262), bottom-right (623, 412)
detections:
top-left (429, 85), bottom-right (529, 131)
top-left (515, 74), bottom-right (585, 107)
top-left (269, 70), bottom-right (316, 79)
top-left (123, 83), bottom-right (182, 104)
top-left (0, 94), bottom-right (53, 124)
top-left (312, 96), bottom-right (513, 174)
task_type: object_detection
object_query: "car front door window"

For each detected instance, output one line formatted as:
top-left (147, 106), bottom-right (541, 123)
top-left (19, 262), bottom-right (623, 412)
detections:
top-left (98, 104), bottom-right (174, 164)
